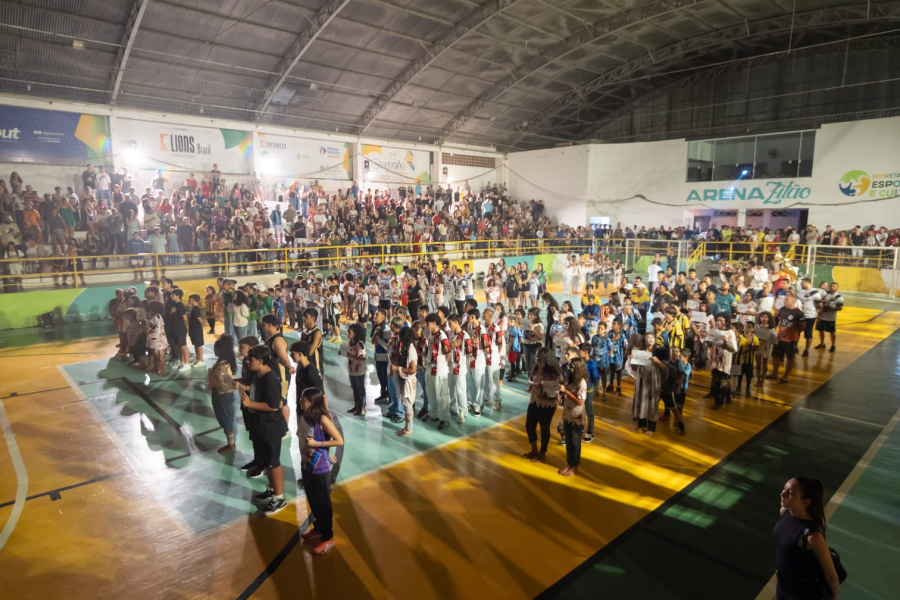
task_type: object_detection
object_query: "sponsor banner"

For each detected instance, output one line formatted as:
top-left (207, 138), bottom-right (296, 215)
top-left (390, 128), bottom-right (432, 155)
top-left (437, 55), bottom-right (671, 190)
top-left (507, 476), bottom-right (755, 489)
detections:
top-left (257, 133), bottom-right (351, 181)
top-left (361, 144), bottom-right (431, 184)
top-left (0, 105), bottom-right (110, 165)
top-left (115, 118), bottom-right (253, 174)
top-left (685, 180), bottom-right (812, 205)
top-left (838, 169), bottom-right (900, 200)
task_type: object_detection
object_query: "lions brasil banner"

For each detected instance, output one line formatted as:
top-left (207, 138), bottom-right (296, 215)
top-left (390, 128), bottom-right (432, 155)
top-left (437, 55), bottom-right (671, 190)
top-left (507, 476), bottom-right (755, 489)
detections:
top-left (257, 133), bottom-right (351, 182)
top-left (0, 105), bottom-right (110, 165)
top-left (361, 144), bottom-right (431, 184)
top-left (115, 118), bottom-right (253, 174)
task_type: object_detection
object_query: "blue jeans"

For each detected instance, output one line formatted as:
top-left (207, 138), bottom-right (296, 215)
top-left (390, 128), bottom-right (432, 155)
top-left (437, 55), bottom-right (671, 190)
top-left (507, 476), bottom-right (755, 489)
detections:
top-left (211, 389), bottom-right (237, 435)
top-left (233, 325), bottom-right (247, 345)
top-left (386, 374), bottom-right (404, 419)
top-left (417, 370), bottom-right (429, 414)
top-left (224, 317), bottom-right (234, 341)
top-left (247, 320), bottom-right (257, 338)
top-left (350, 374), bottom-right (366, 412)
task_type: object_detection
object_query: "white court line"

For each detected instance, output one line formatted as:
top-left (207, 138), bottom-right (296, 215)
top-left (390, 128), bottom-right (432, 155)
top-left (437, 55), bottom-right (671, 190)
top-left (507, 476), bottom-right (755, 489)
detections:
top-left (800, 407), bottom-right (883, 428)
top-left (754, 404), bottom-right (900, 600)
top-left (0, 396), bottom-right (28, 551)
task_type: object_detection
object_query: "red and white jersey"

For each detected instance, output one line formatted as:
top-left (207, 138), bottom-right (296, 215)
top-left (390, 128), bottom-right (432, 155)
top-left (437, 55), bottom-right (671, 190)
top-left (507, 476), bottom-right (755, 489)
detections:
top-left (449, 329), bottom-right (469, 376)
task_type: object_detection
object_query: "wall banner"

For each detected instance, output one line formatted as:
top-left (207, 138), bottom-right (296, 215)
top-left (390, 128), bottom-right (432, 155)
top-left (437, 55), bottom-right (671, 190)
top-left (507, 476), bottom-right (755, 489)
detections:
top-left (0, 105), bottom-right (110, 165)
top-left (257, 133), bottom-right (351, 181)
top-left (361, 144), bottom-right (431, 184)
top-left (115, 118), bottom-right (253, 174)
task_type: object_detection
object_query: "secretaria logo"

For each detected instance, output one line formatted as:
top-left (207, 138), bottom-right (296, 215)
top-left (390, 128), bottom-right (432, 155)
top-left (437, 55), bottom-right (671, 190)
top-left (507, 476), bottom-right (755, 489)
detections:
top-left (838, 170), bottom-right (870, 197)
top-left (405, 151), bottom-right (415, 170)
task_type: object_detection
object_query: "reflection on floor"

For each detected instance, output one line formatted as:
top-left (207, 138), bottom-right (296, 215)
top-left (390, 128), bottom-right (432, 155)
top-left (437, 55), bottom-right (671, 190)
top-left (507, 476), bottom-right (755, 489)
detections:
top-left (0, 306), bottom-right (898, 599)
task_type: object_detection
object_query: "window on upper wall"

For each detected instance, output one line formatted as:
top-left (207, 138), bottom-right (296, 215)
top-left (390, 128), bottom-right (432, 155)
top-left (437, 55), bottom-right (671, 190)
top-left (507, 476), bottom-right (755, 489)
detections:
top-left (754, 133), bottom-right (800, 179)
top-left (685, 131), bottom-right (816, 182)
top-left (713, 137), bottom-right (755, 181)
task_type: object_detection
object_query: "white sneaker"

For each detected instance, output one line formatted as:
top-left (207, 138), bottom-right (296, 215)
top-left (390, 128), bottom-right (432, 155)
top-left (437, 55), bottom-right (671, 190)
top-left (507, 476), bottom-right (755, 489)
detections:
top-left (456, 415), bottom-right (465, 424)
top-left (191, 360), bottom-right (204, 367)
top-left (178, 363), bottom-right (191, 371)
top-left (491, 402), bottom-right (501, 411)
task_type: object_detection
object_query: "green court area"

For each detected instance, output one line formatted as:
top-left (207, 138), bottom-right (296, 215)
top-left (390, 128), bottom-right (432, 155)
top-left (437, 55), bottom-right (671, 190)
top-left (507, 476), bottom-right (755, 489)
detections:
top-left (61, 335), bottom-right (531, 535)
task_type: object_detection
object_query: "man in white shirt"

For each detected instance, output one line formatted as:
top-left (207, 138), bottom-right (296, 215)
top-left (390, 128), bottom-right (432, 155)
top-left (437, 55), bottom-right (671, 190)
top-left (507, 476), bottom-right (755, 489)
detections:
top-left (96, 166), bottom-right (111, 206)
top-left (751, 263), bottom-right (769, 291)
top-left (647, 259), bottom-right (662, 294)
top-left (797, 277), bottom-right (822, 357)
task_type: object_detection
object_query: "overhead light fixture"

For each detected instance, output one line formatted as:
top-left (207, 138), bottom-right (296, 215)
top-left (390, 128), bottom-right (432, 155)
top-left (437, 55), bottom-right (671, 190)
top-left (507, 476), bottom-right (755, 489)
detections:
top-left (418, 136), bottom-right (422, 141)
top-left (26, 84), bottom-right (31, 91)
top-left (489, 116), bottom-right (496, 122)
top-left (522, 121), bottom-right (528, 128)
top-left (199, 106), bottom-right (204, 114)
top-left (309, 82), bottom-right (318, 90)
top-left (72, 40), bottom-right (85, 50)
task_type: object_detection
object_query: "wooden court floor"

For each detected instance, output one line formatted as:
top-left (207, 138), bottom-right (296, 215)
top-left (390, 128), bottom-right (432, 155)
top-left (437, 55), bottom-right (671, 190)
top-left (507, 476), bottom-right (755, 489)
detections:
top-left (1, 304), bottom-right (898, 599)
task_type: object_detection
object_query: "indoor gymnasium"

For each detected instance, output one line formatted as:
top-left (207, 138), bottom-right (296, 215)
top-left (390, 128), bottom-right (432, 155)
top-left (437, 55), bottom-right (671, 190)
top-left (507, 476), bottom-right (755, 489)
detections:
top-left (1, 1), bottom-right (899, 599)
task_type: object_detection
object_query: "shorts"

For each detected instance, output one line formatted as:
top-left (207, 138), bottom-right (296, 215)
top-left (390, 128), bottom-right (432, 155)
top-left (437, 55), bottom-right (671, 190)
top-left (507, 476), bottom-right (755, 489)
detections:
top-left (675, 390), bottom-right (686, 407)
top-left (609, 363), bottom-right (621, 373)
top-left (772, 340), bottom-right (798, 359)
top-left (661, 391), bottom-right (678, 409)
top-left (803, 318), bottom-right (816, 340)
top-left (816, 320), bottom-right (836, 333)
top-left (130, 258), bottom-right (143, 267)
top-left (253, 428), bottom-right (284, 469)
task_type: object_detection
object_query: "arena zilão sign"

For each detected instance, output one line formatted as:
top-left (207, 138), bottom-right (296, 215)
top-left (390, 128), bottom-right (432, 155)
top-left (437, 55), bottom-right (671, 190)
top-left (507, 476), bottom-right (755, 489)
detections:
top-left (686, 181), bottom-right (812, 204)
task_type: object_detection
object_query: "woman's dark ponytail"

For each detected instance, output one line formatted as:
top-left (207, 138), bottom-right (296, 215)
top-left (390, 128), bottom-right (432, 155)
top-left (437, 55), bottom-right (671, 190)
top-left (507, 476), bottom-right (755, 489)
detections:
top-left (795, 476), bottom-right (827, 535)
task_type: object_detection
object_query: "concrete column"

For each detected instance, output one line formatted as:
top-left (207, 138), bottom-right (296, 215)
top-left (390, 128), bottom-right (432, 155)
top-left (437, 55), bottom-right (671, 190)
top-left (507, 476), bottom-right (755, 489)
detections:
top-left (737, 208), bottom-right (747, 228)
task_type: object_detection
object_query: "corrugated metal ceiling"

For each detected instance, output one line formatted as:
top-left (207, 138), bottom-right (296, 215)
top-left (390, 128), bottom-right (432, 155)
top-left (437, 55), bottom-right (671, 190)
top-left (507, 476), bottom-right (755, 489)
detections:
top-left (0, 0), bottom-right (897, 151)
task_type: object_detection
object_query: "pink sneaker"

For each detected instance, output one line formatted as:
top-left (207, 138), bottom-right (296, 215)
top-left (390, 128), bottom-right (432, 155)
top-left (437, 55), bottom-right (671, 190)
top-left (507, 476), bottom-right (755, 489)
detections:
top-left (300, 529), bottom-right (321, 541)
top-left (312, 538), bottom-right (334, 555)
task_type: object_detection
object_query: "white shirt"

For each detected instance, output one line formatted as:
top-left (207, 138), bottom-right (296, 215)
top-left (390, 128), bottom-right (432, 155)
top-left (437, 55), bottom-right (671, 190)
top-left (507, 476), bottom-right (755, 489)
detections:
top-left (97, 172), bottom-right (111, 191)
top-left (797, 287), bottom-right (822, 319)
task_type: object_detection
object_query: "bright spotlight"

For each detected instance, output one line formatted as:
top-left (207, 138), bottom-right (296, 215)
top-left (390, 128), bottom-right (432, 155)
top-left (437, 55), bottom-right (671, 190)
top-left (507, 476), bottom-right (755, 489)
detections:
top-left (741, 169), bottom-right (749, 176)
top-left (446, 177), bottom-right (453, 185)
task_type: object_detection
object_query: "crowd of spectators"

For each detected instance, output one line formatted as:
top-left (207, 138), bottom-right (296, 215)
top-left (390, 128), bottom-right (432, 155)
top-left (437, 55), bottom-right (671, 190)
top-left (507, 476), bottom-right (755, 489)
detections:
top-left (0, 165), bottom-right (565, 290)
top-left (1, 163), bottom-right (898, 291)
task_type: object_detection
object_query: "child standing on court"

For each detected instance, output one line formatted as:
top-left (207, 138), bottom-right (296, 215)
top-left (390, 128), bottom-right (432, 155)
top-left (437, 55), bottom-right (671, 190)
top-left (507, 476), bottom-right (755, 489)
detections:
top-left (188, 293), bottom-right (205, 366)
top-left (579, 343), bottom-right (599, 443)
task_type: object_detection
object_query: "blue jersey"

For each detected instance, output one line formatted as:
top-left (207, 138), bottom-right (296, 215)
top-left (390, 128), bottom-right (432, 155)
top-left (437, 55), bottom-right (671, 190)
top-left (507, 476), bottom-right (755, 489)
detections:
top-left (621, 312), bottom-right (639, 337)
top-left (585, 359), bottom-right (601, 391)
top-left (677, 360), bottom-right (692, 392)
top-left (590, 334), bottom-right (610, 370)
top-left (608, 332), bottom-right (628, 366)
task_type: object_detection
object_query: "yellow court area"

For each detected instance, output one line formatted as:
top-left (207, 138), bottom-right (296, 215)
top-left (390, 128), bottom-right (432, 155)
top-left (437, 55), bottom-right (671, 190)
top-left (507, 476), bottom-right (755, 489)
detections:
top-left (1, 306), bottom-right (898, 599)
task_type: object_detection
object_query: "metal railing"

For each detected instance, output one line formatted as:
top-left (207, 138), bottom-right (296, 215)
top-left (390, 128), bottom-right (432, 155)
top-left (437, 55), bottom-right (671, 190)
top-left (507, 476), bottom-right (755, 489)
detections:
top-left (0, 237), bottom-right (627, 291)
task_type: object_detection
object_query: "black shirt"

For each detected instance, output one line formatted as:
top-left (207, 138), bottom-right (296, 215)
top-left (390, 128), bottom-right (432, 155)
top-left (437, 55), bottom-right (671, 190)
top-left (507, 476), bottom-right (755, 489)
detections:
top-left (295, 361), bottom-right (323, 408)
top-left (850, 232), bottom-right (865, 246)
top-left (252, 370), bottom-right (287, 432)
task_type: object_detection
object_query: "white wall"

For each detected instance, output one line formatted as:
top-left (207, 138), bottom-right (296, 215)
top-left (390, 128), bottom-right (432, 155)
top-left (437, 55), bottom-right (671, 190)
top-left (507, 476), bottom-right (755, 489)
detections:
top-left (505, 115), bottom-right (900, 231)
top-left (506, 145), bottom-right (590, 227)
top-left (587, 139), bottom-right (686, 228)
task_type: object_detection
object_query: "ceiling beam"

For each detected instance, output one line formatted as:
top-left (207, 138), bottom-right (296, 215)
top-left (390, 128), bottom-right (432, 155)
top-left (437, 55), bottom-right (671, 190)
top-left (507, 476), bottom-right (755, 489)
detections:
top-left (110, 0), bottom-right (149, 104)
top-left (501, 2), bottom-right (900, 150)
top-left (436, 0), bottom-right (708, 145)
top-left (582, 34), bottom-right (900, 143)
top-left (255, 0), bottom-right (352, 120)
top-left (357, 0), bottom-right (524, 136)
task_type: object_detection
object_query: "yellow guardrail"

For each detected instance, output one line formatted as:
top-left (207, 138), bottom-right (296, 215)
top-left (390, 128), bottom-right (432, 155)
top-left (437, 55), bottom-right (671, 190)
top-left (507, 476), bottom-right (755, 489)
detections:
top-left (0, 237), bottom-right (628, 288)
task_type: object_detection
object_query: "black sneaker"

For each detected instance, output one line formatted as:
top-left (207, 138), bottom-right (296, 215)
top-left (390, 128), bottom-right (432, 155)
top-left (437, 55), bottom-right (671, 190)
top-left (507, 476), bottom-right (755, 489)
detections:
top-left (255, 488), bottom-right (275, 502)
top-left (814, 343), bottom-right (826, 349)
top-left (801, 350), bottom-right (809, 357)
top-left (829, 346), bottom-right (836, 353)
top-left (583, 433), bottom-right (594, 443)
top-left (263, 496), bottom-right (287, 516)
top-left (437, 421), bottom-right (449, 430)
top-left (247, 466), bottom-right (264, 479)
top-left (240, 460), bottom-right (256, 471)
top-left (473, 408), bottom-right (482, 417)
